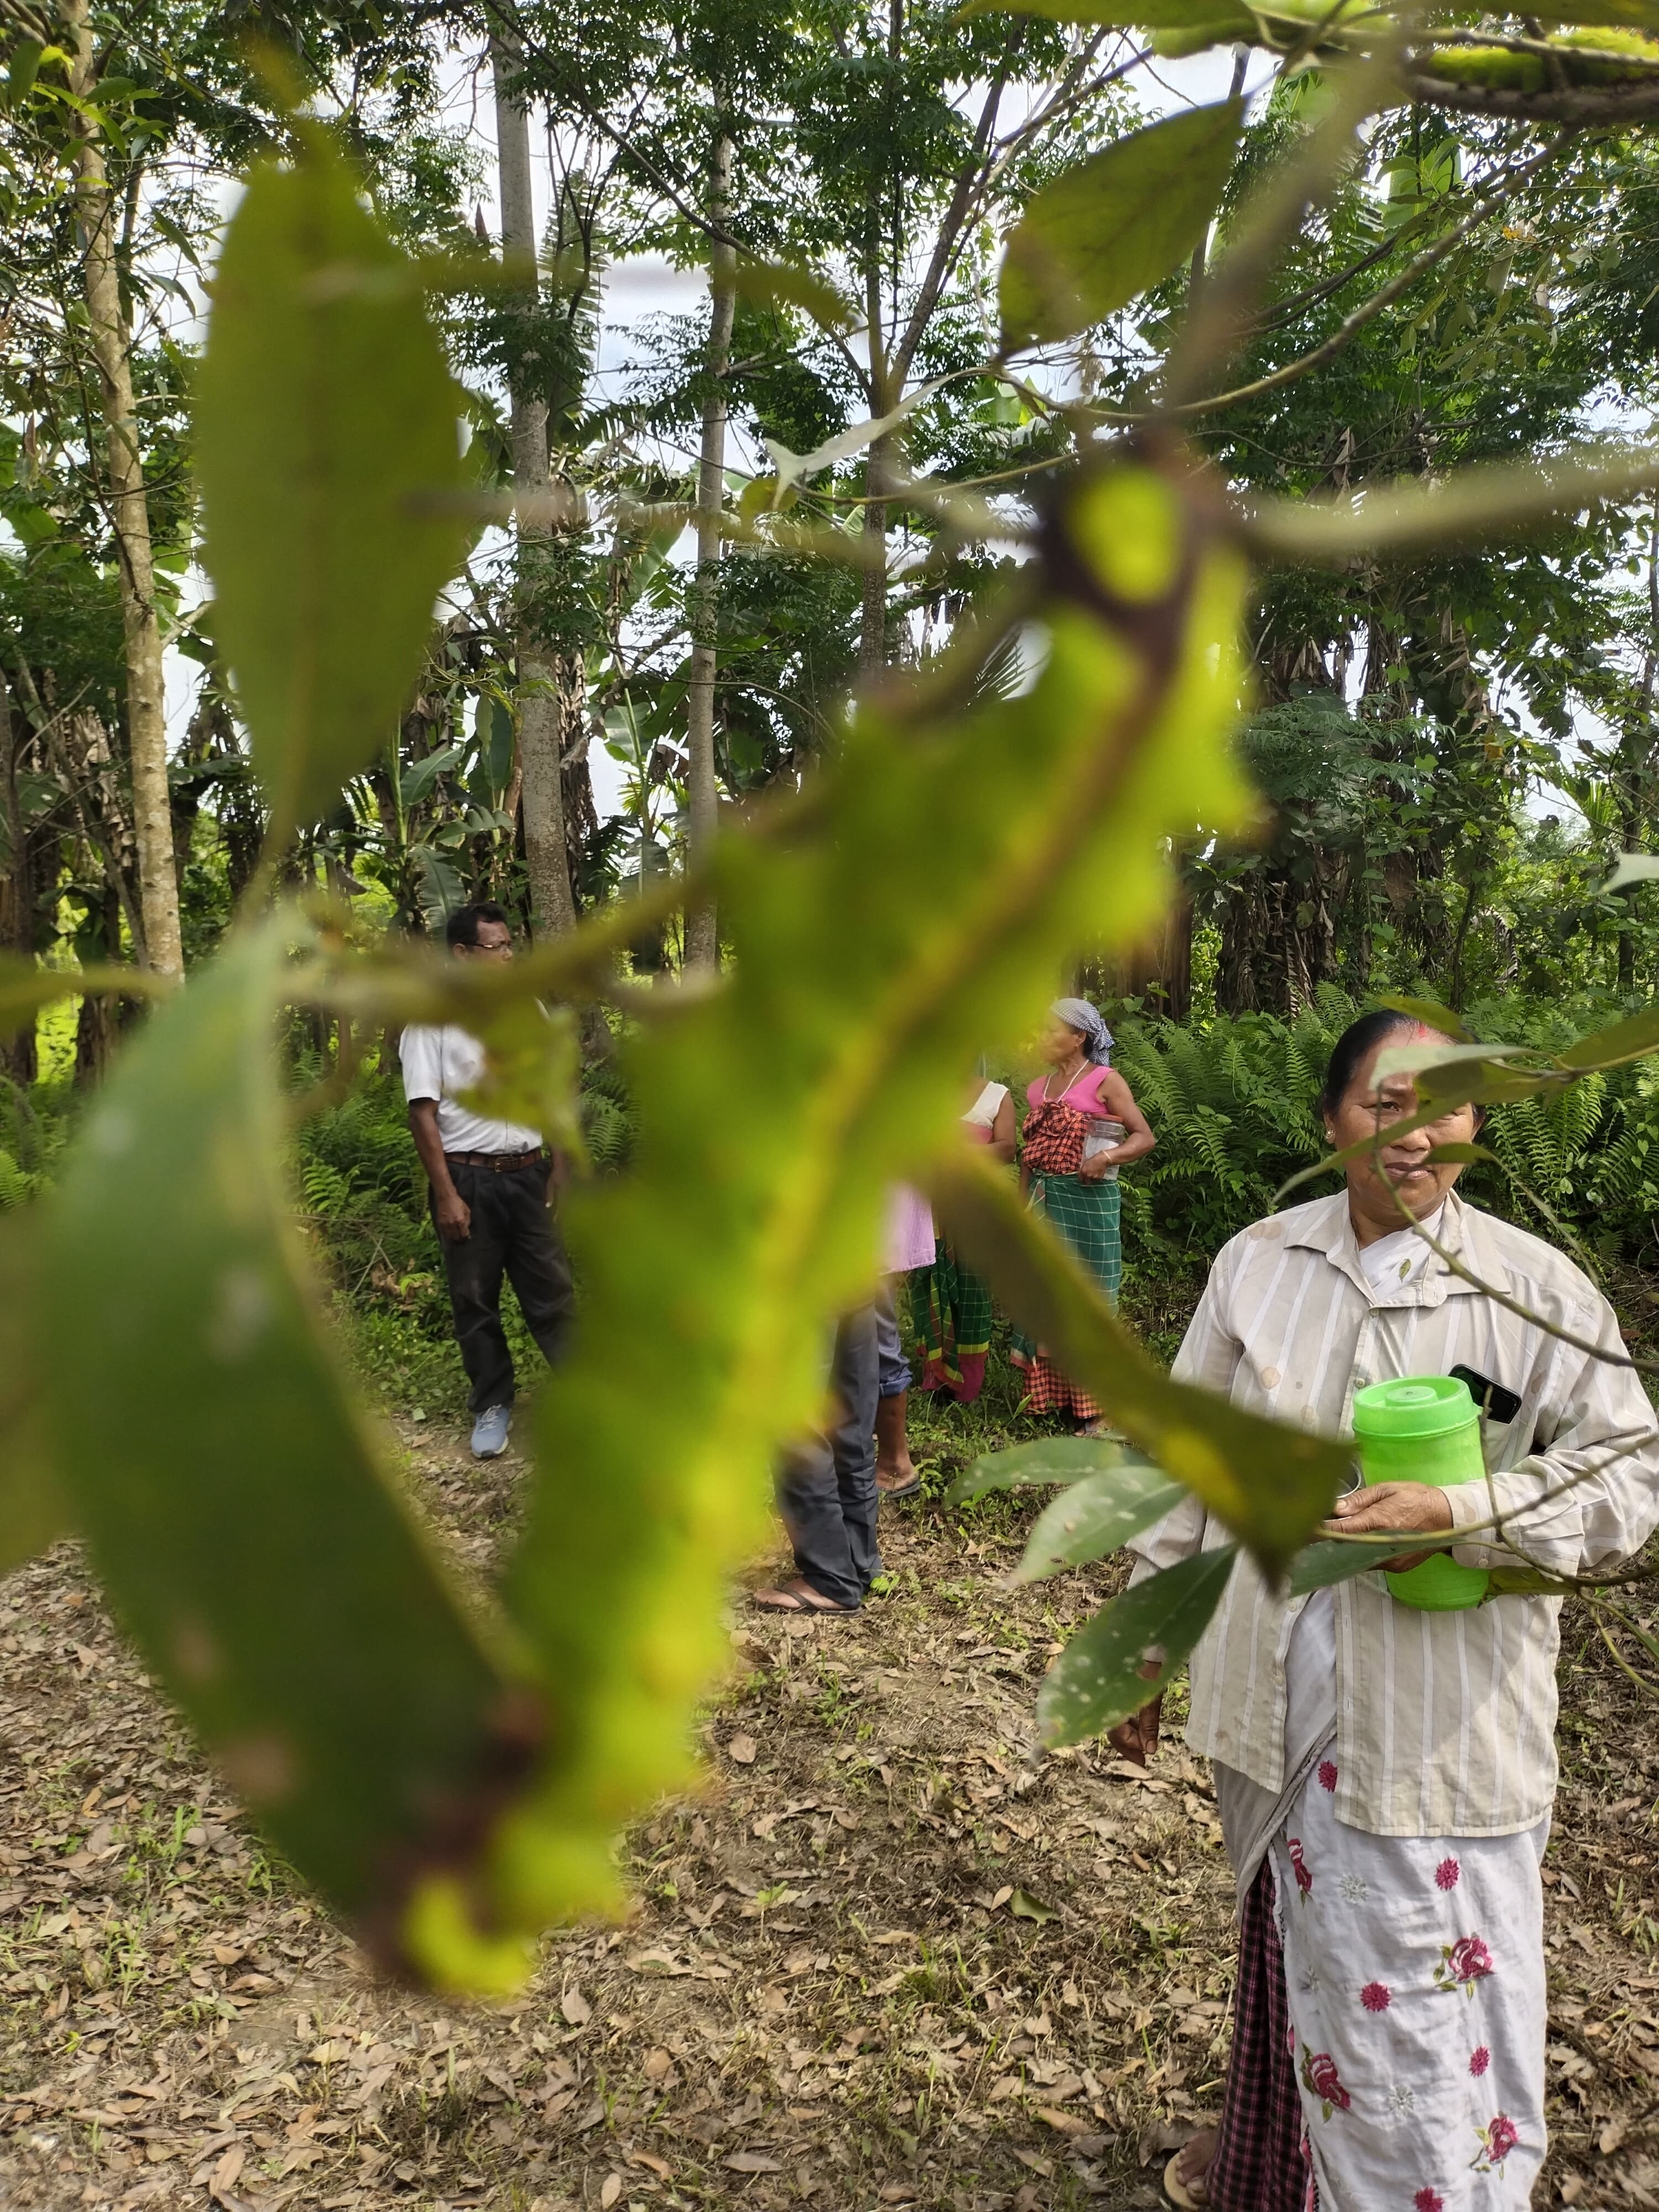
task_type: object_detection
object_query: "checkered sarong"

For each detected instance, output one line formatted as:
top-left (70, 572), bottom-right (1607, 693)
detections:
top-left (1010, 1173), bottom-right (1120, 1420)
top-left (1209, 1859), bottom-right (1313, 2212)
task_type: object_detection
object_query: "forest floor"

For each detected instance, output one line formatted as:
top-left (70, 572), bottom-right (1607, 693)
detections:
top-left (0, 1415), bottom-right (1657, 2212)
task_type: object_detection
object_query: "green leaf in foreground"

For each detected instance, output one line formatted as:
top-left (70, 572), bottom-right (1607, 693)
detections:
top-left (1557, 1003), bottom-right (1659, 1071)
top-left (963, 0), bottom-right (1253, 35)
top-left (1525, 0), bottom-right (1659, 29)
top-left (999, 102), bottom-right (1242, 351)
top-left (1288, 1535), bottom-right (1417, 1594)
top-left (952, 1433), bottom-right (1158, 1501)
top-left (933, 1155), bottom-right (1348, 1574)
top-left (40, 921), bottom-right (540, 1992)
top-left (1015, 1464), bottom-right (1187, 1582)
top-left (0, 1214), bottom-right (67, 1577)
top-left (1379, 993), bottom-right (1472, 1044)
top-left (195, 134), bottom-right (473, 840)
top-left (1037, 1547), bottom-right (1237, 1746)
top-left (0, 955), bottom-right (164, 1040)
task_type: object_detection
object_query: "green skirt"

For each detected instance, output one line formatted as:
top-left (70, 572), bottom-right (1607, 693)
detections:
top-left (912, 1237), bottom-right (994, 1403)
top-left (1011, 1175), bottom-right (1120, 1418)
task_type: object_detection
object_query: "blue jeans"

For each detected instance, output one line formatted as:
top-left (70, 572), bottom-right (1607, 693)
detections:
top-left (776, 1307), bottom-right (882, 1610)
top-left (875, 1279), bottom-right (911, 1399)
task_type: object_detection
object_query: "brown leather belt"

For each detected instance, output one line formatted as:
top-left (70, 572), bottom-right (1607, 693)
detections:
top-left (443, 1149), bottom-right (547, 1172)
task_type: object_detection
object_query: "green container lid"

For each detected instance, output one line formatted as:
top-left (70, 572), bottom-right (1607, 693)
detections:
top-left (1353, 1374), bottom-right (1478, 1441)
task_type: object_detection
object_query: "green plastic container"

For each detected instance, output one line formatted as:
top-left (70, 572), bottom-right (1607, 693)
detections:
top-left (1350, 1375), bottom-right (1490, 1611)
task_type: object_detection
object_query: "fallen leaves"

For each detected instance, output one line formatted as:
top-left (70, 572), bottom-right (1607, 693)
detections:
top-left (1, 1410), bottom-right (1653, 2212)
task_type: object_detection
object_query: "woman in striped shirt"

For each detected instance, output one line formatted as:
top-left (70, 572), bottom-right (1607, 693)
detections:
top-left (1127, 1008), bottom-right (1659, 2212)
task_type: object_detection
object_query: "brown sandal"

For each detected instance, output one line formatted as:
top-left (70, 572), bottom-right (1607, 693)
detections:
top-left (751, 1579), bottom-right (854, 1615)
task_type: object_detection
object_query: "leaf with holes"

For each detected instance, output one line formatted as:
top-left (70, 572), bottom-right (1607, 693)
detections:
top-left (1288, 1536), bottom-right (1415, 1594)
top-left (1015, 1464), bottom-right (1188, 1582)
top-left (195, 134), bottom-right (473, 839)
top-left (952, 1434), bottom-right (1160, 1502)
top-left (1037, 1548), bottom-right (1238, 1746)
top-left (39, 919), bottom-right (544, 1992)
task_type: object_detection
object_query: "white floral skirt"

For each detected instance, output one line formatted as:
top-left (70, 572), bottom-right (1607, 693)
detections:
top-left (1267, 1749), bottom-right (1548, 2211)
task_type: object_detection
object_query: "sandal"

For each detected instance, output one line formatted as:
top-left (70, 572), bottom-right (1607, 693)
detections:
top-left (1162, 2131), bottom-right (1217, 2209)
top-left (877, 1471), bottom-right (922, 1500)
top-left (751, 1579), bottom-right (854, 1615)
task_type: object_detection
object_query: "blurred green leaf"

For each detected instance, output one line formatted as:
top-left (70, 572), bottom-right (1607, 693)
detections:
top-left (1036, 1547), bottom-right (1237, 1746)
top-left (1371, 1038), bottom-right (1531, 1087)
top-left (933, 1154), bottom-right (1347, 1575)
top-left (0, 1214), bottom-right (68, 1575)
top-left (1525, 0), bottom-right (1659, 26)
top-left (952, 1433), bottom-right (1159, 1501)
top-left (1557, 1005), bottom-right (1659, 1070)
top-left (1015, 1464), bottom-right (1188, 1582)
top-left (1422, 1141), bottom-right (1496, 1165)
top-left (1379, 994), bottom-right (1472, 1042)
top-left (1601, 852), bottom-right (1659, 894)
top-left (41, 920), bottom-right (544, 1992)
top-left (455, 998), bottom-right (583, 1161)
top-left (999, 102), bottom-right (1242, 351)
top-left (1009, 1885), bottom-right (1060, 1923)
top-left (0, 956), bottom-right (164, 1040)
top-left (1288, 1535), bottom-right (1410, 1593)
top-left (732, 258), bottom-right (857, 333)
top-left (195, 135), bottom-right (474, 841)
top-left (500, 458), bottom-right (1259, 1915)
top-left (963, 0), bottom-right (1251, 30)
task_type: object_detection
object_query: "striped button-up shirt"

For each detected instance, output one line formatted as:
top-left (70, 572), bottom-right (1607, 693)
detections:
top-left (1129, 1189), bottom-right (1659, 1837)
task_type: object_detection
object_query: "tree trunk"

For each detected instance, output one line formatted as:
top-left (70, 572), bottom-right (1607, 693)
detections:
top-left (491, 28), bottom-right (577, 944)
top-left (0, 671), bottom-right (40, 1085)
top-left (64, 0), bottom-right (182, 980)
top-left (859, 431), bottom-right (892, 678)
top-left (684, 128), bottom-right (737, 972)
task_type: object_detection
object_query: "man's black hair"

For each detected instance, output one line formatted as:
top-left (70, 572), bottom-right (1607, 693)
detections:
top-left (445, 900), bottom-right (512, 950)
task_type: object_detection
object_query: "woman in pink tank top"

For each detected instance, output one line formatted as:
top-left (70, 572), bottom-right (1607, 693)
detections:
top-left (1011, 998), bottom-right (1155, 1428)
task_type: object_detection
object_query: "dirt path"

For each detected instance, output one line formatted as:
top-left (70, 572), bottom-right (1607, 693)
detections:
top-left (0, 1423), bottom-right (1655, 2211)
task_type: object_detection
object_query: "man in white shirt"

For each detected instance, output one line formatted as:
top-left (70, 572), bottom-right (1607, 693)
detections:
top-left (400, 902), bottom-right (574, 1459)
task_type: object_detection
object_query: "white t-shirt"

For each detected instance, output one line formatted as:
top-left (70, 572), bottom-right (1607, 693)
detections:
top-left (399, 1025), bottom-right (541, 1156)
top-left (963, 1080), bottom-right (1009, 1129)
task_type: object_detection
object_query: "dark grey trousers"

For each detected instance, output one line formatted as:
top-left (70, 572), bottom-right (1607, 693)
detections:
top-left (434, 1157), bottom-right (575, 1413)
top-left (776, 1306), bottom-right (883, 1610)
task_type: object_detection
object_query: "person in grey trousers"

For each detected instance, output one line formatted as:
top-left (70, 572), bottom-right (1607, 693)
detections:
top-left (753, 1307), bottom-right (882, 1613)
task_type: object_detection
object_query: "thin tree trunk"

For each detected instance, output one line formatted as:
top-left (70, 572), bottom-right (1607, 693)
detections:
top-left (491, 27), bottom-right (577, 943)
top-left (684, 128), bottom-right (736, 972)
top-left (64, 0), bottom-right (182, 980)
top-left (0, 671), bottom-right (39, 1084)
top-left (859, 431), bottom-right (892, 679)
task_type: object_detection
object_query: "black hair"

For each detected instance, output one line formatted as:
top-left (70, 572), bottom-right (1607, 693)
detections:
top-left (445, 900), bottom-right (512, 950)
top-left (1318, 1008), bottom-right (1453, 1119)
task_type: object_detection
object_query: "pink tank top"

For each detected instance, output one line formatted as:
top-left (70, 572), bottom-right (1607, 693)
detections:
top-left (1025, 1066), bottom-right (1113, 1117)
